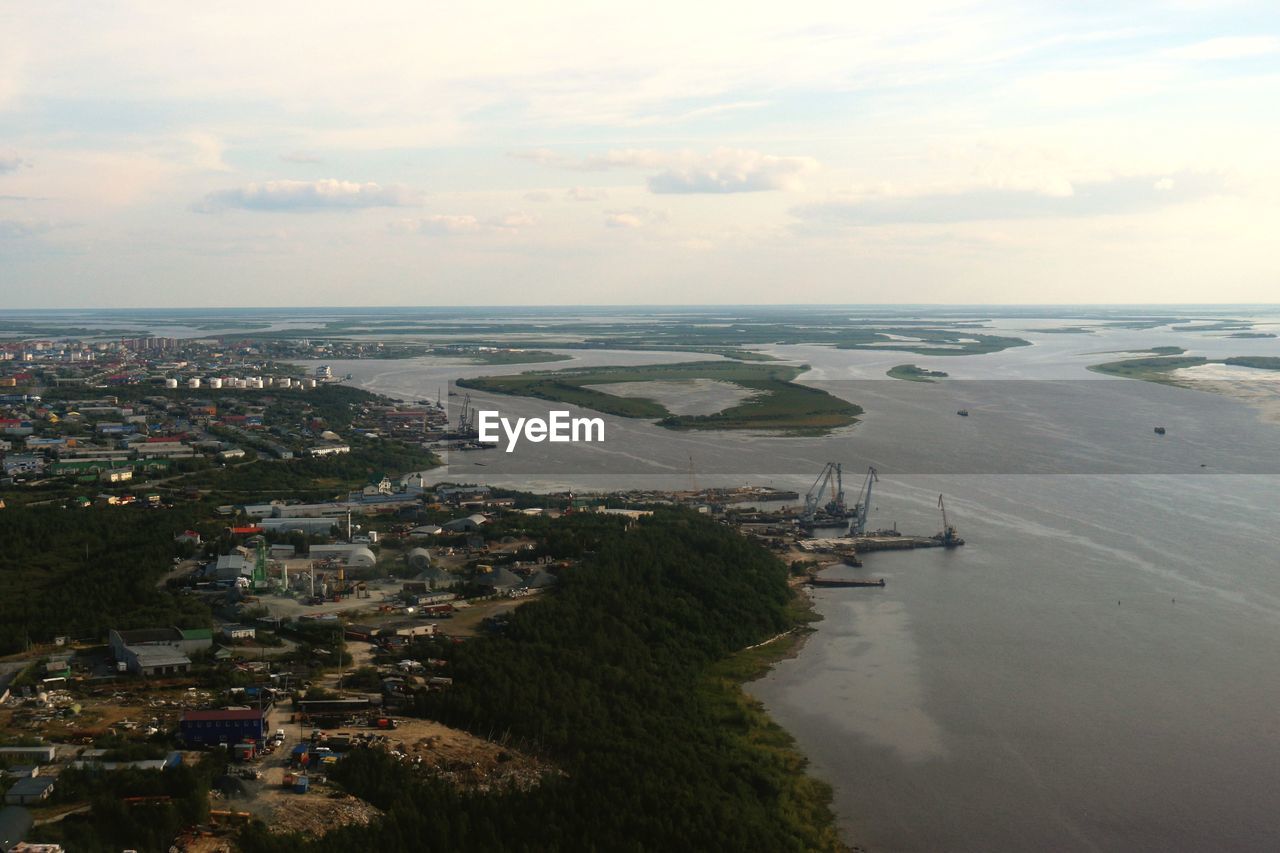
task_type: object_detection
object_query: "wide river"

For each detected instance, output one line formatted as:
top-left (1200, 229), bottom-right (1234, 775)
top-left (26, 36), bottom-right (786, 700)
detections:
top-left (325, 316), bottom-right (1280, 851)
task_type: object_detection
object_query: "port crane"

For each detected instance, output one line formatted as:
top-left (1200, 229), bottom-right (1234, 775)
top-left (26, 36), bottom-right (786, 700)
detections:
top-left (455, 393), bottom-right (476, 435)
top-left (851, 466), bottom-right (878, 535)
top-left (802, 462), bottom-right (847, 524)
top-left (936, 494), bottom-right (963, 547)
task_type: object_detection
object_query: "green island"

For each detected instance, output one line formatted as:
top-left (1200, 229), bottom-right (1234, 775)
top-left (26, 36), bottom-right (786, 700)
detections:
top-left (1091, 345), bottom-right (1185, 357)
top-left (1087, 354), bottom-right (1280, 383)
top-left (1034, 327), bottom-right (1095, 334)
top-left (1168, 320), bottom-right (1252, 332)
top-left (222, 314), bottom-right (1031, 357)
top-left (459, 361), bottom-right (862, 435)
top-left (887, 364), bottom-right (949, 382)
top-left (435, 348), bottom-right (571, 365)
top-left (1222, 332), bottom-right (1277, 339)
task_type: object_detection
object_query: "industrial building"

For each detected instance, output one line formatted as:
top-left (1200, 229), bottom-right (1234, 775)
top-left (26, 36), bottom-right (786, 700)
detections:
top-left (309, 544), bottom-right (377, 568)
top-left (3, 778), bottom-right (53, 806)
top-left (108, 627), bottom-right (212, 676)
top-left (260, 517), bottom-right (338, 535)
top-left (0, 747), bottom-right (56, 766)
top-left (179, 708), bottom-right (271, 748)
top-left (442, 513), bottom-right (488, 532)
top-left (210, 554), bottom-right (250, 581)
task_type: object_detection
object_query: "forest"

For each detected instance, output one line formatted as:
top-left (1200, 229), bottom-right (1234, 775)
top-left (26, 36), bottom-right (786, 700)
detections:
top-left (0, 505), bottom-right (213, 654)
top-left (179, 438), bottom-right (436, 500)
top-left (239, 508), bottom-right (843, 852)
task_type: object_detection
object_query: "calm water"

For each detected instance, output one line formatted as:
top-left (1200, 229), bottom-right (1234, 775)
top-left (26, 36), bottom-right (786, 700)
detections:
top-left (328, 317), bottom-right (1280, 851)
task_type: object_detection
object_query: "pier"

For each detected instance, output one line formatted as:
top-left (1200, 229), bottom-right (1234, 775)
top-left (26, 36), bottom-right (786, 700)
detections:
top-left (806, 575), bottom-right (885, 589)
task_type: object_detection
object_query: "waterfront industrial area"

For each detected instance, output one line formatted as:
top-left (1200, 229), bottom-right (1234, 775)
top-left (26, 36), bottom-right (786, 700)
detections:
top-left (0, 331), bottom-right (968, 851)
top-left (4, 309), bottom-right (1280, 851)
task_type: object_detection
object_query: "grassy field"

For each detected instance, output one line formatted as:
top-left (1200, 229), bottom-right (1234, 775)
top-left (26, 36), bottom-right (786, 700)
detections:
top-left (887, 363), bottom-right (949, 382)
top-left (459, 361), bottom-right (862, 435)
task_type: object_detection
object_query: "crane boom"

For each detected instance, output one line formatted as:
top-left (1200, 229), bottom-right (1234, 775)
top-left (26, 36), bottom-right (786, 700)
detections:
top-left (936, 493), bottom-right (962, 547)
top-left (852, 466), bottom-right (878, 535)
top-left (802, 462), bottom-right (847, 523)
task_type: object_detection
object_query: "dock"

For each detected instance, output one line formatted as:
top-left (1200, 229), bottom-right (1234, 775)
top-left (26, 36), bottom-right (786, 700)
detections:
top-left (848, 534), bottom-right (963, 552)
top-left (806, 575), bottom-right (885, 588)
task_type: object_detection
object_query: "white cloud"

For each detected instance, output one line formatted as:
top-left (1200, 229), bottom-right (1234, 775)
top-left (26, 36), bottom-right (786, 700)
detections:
top-left (525, 147), bottom-right (818, 194)
top-left (604, 207), bottom-right (666, 228)
top-left (392, 211), bottom-right (535, 235)
top-left (566, 186), bottom-right (608, 201)
top-left (523, 190), bottom-right (552, 203)
top-left (1164, 36), bottom-right (1280, 61)
top-left (648, 148), bottom-right (818, 194)
top-left (792, 172), bottom-right (1224, 227)
top-left (0, 153), bottom-right (26, 174)
top-left (412, 214), bottom-right (482, 235)
top-left (281, 150), bottom-right (324, 164)
top-left (0, 219), bottom-right (56, 239)
top-left (195, 179), bottom-right (420, 212)
top-left (494, 212), bottom-right (536, 228)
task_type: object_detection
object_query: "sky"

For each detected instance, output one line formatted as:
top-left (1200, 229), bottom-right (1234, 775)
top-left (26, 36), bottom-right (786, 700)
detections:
top-left (1, 1), bottom-right (1278, 307)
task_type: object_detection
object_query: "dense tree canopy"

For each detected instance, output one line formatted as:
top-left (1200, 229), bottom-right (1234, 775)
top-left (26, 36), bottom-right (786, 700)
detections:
top-left (240, 509), bottom-right (841, 852)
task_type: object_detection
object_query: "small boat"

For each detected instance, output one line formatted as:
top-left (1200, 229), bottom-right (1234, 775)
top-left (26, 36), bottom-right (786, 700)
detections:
top-left (1154, 426), bottom-right (1166, 435)
top-left (956, 409), bottom-right (969, 417)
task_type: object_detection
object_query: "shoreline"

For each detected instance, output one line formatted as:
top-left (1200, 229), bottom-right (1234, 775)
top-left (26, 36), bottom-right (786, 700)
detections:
top-left (715, 589), bottom-right (859, 853)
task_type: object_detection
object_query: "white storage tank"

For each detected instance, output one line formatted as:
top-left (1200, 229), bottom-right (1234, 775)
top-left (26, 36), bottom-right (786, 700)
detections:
top-left (300, 378), bottom-right (317, 389)
top-left (277, 377), bottom-right (292, 388)
top-left (208, 377), bottom-right (223, 389)
top-left (187, 378), bottom-right (201, 389)
top-left (164, 378), bottom-right (179, 389)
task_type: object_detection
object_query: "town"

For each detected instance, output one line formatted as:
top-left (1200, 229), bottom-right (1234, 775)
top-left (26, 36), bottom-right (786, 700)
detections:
top-left (0, 333), bottom-right (958, 851)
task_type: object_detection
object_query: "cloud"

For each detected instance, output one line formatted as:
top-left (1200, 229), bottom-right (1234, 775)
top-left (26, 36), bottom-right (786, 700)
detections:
top-left (603, 207), bottom-right (666, 229)
top-left (0, 153), bottom-right (26, 174)
top-left (647, 148), bottom-right (818, 194)
top-left (509, 148), bottom-right (564, 166)
top-left (195, 179), bottom-right (420, 212)
top-left (1164, 36), bottom-right (1280, 61)
top-left (519, 147), bottom-right (818, 194)
top-left (0, 219), bottom-right (56, 239)
top-left (523, 190), bottom-right (552, 203)
top-left (281, 150), bottom-right (324, 164)
top-left (791, 172), bottom-right (1224, 227)
top-left (579, 149), bottom-right (669, 171)
top-left (391, 211), bottom-right (535, 235)
top-left (494, 212), bottom-right (536, 229)
top-left (566, 186), bottom-right (608, 201)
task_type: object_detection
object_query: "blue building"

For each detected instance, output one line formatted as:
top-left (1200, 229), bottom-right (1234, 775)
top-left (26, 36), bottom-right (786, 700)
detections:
top-left (179, 708), bottom-right (270, 747)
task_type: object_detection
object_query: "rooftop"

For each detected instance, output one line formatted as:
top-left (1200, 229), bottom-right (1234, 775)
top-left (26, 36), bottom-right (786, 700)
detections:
top-left (181, 708), bottom-right (266, 722)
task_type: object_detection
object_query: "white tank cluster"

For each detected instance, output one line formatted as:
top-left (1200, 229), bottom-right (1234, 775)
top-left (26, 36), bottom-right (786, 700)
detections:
top-left (171, 374), bottom-right (312, 391)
